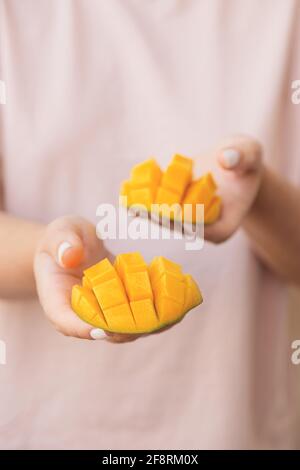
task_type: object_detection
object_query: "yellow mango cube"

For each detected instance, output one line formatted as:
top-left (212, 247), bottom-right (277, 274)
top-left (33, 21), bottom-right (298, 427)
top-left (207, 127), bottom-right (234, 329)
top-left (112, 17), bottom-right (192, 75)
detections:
top-left (172, 154), bottom-right (194, 171)
top-left (120, 180), bottom-right (132, 207)
top-left (161, 162), bottom-right (192, 197)
top-left (71, 285), bottom-right (107, 328)
top-left (149, 256), bottom-right (183, 284)
top-left (182, 175), bottom-right (215, 210)
top-left (129, 187), bottom-right (155, 211)
top-left (84, 258), bottom-right (116, 287)
top-left (123, 271), bottom-right (153, 301)
top-left (183, 274), bottom-right (203, 312)
top-left (82, 275), bottom-right (92, 289)
top-left (93, 277), bottom-right (127, 310)
top-left (155, 186), bottom-right (181, 205)
top-left (130, 299), bottom-right (159, 331)
top-left (152, 273), bottom-right (185, 305)
top-left (205, 172), bottom-right (218, 192)
top-left (130, 158), bottom-right (162, 186)
top-left (114, 252), bottom-right (147, 280)
top-left (103, 303), bottom-right (136, 333)
top-left (205, 195), bottom-right (222, 224)
top-left (120, 180), bottom-right (131, 196)
top-left (154, 297), bottom-right (183, 323)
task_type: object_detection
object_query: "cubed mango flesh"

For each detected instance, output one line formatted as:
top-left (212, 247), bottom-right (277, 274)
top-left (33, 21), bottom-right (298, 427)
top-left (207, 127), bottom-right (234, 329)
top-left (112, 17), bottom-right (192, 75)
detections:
top-left (71, 253), bottom-right (203, 334)
top-left (120, 155), bottom-right (221, 224)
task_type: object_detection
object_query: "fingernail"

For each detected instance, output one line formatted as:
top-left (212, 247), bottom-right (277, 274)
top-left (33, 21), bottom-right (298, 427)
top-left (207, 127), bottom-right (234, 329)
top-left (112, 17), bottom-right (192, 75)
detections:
top-left (222, 148), bottom-right (241, 168)
top-left (57, 241), bottom-right (72, 267)
top-left (90, 329), bottom-right (107, 340)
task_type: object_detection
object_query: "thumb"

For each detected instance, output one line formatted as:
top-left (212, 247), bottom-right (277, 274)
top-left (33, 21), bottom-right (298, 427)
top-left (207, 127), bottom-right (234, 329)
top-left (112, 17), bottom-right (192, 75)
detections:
top-left (217, 135), bottom-right (263, 174)
top-left (38, 217), bottom-right (85, 269)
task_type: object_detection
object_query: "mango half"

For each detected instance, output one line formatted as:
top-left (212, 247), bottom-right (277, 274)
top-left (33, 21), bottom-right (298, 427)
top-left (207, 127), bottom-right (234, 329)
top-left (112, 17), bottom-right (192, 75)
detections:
top-left (71, 253), bottom-right (203, 334)
top-left (120, 154), bottom-right (221, 224)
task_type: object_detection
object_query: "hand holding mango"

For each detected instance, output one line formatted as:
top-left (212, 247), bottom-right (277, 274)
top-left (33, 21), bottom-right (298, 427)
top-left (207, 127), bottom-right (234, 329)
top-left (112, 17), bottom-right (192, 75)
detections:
top-left (33, 217), bottom-right (202, 341)
top-left (120, 136), bottom-right (264, 245)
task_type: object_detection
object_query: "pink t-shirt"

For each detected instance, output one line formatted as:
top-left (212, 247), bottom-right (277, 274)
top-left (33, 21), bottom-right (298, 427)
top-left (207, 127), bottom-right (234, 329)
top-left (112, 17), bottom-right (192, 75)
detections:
top-left (0, 0), bottom-right (300, 449)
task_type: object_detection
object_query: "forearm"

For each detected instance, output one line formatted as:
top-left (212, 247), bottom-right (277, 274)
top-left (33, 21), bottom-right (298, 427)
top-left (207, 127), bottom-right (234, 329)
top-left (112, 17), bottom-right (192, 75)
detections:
top-left (243, 167), bottom-right (300, 285)
top-left (0, 211), bottom-right (45, 298)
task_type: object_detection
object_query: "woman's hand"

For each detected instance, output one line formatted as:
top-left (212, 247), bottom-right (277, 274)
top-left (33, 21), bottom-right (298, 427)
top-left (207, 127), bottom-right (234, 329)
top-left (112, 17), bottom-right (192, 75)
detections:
top-left (34, 216), bottom-right (141, 343)
top-left (204, 135), bottom-right (263, 243)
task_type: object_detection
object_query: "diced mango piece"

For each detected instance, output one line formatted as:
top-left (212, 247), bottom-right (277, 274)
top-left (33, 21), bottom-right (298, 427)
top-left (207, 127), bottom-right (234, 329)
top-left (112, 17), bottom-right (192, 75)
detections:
top-left (120, 180), bottom-right (131, 197)
top-left (205, 195), bottom-right (222, 224)
top-left (71, 285), bottom-right (107, 328)
top-left (161, 161), bottom-right (192, 197)
top-left (114, 252), bottom-right (147, 280)
top-left (71, 254), bottom-right (203, 334)
top-left (103, 303), bottom-right (136, 333)
top-left (130, 158), bottom-right (162, 186)
top-left (182, 178), bottom-right (201, 202)
top-left (93, 277), bottom-right (127, 310)
top-left (116, 252), bottom-right (153, 302)
top-left (129, 187), bottom-right (155, 211)
top-left (122, 159), bottom-right (162, 211)
top-left (183, 173), bottom-right (216, 207)
top-left (123, 271), bottom-right (153, 301)
top-left (157, 155), bottom-right (193, 207)
top-left (130, 299), bottom-right (159, 331)
top-left (152, 273), bottom-right (185, 305)
top-left (206, 172), bottom-right (218, 192)
top-left (172, 154), bottom-right (194, 171)
top-left (155, 186), bottom-right (181, 205)
top-left (120, 180), bottom-right (132, 207)
top-left (152, 202), bottom-right (182, 221)
top-left (151, 273), bottom-right (185, 324)
top-left (154, 297), bottom-right (183, 324)
top-left (127, 178), bottom-right (158, 194)
top-left (149, 256), bottom-right (183, 284)
top-left (181, 202), bottom-right (204, 224)
top-left (82, 275), bottom-right (92, 289)
top-left (183, 274), bottom-right (203, 312)
top-left (84, 258), bottom-right (116, 287)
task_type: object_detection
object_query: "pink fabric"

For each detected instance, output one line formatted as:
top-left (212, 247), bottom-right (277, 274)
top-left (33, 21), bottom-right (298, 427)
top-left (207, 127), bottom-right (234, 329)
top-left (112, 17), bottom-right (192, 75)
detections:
top-left (0, 0), bottom-right (300, 449)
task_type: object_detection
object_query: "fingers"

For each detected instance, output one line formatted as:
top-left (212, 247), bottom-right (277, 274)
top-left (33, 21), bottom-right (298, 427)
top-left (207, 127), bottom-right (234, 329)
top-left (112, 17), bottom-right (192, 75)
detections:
top-left (37, 216), bottom-right (87, 269)
top-left (104, 331), bottom-right (142, 343)
top-left (34, 251), bottom-right (95, 339)
top-left (217, 135), bottom-right (263, 174)
top-left (48, 217), bottom-right (85, 269)
top-left (57, 241), bottom-right (83, 269)
top-left (203, 136), bottom-right (264, 244)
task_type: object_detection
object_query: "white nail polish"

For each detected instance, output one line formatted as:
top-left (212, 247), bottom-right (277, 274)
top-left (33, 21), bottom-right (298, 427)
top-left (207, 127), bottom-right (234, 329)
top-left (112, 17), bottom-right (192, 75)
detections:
top-left (57, 241), bottom-right (72, 267)
top-left (222, 149), bottom-right (241, 168)
top-left (90, 329), bottom-right (107, 340)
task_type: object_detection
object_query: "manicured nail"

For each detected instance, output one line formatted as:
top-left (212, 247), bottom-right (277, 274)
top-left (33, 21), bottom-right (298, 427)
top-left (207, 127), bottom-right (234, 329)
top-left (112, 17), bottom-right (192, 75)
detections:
top-left (90, 329), bottom-right (107, 340)
top-left (57, 241), bottom-right (72, 267)
top-left (222, 148), bottom-right (241, 168)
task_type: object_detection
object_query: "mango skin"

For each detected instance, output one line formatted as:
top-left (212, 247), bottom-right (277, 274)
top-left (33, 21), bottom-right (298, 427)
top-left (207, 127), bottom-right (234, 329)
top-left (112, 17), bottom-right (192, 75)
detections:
top-left (72, 254), bottom-right (203, 334)
top-left (121, 154), bottom-right (221, 225)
